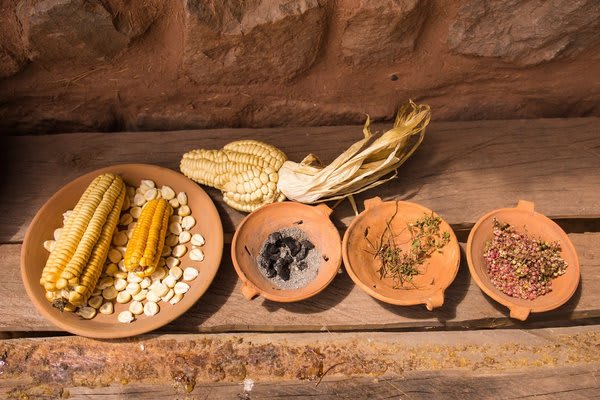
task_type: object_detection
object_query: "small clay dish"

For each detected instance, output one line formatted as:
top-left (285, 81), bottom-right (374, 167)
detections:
top-left (21, 164), bottom-right (224, 338)
top-left (342, 197), bottom-right (460, 310)
top-left (231, 202), bottom-right (342, 302)
top-left (466, 200), bottom-right (580, 321)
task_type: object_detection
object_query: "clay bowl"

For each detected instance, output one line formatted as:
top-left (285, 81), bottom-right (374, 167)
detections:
top-left (342, 197), bottom-right (460, 310)
top-left (466, 200), bottom-right (580, 321)
top-left (21, 164), bottom-right (223, 338)
top-left (231, 202), bottom-right (342, 302)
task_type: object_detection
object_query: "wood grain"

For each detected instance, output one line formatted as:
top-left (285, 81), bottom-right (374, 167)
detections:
top-left (1, 326), bottom-right (599, 399)
top-left (1, 233), bottom-right (598, 332)
top-left (2, 117), bottom-right (599, 243)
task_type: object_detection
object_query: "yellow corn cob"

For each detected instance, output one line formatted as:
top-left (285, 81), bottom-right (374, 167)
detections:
top-left (40, 173), bottom-right (126, 310)
top-left (180, 140), bottom-right (287, 212)
top-left (124, 198), bottom-right (172, 277)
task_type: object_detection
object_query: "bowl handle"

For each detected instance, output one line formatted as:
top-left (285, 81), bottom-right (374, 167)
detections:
top-left (363, 196), bottom-right (383, 210)
top-left (509, 306), bottom-right (531, 321)
top-left (314, 203), bottom-right (333, 217)
top-left (241, 283), bottom-right (259, 300)
top-left (425, 289), bottom-right (444, 311)
top-left (516, 200), bottom-right (535, 213)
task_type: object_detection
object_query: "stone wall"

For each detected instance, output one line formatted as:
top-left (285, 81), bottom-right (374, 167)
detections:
top-left (1, 0), bottom-right (599, 134)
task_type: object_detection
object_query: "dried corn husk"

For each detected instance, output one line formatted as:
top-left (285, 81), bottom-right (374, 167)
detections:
top-left (277, 100), bottom-right (431, 203)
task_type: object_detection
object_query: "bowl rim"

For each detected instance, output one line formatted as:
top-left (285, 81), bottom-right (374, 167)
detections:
top-left (20, 163), bottom-right (224, 338)
top-left (465, 200), bottom-right (581, 318)
top-left (231, 201), bottom-right (342, 303)
top-left (342, 197), bottom-right (461, 308)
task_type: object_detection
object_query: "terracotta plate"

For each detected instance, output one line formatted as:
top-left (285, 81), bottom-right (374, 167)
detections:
top-left (21, 164), bottom-right (224, 338)
top-left (231, 202), bottom-right (342, 302)
top-left (466, 200), bottom-right (580, 321)
top-left (343, 197), bottom-right (460, 310)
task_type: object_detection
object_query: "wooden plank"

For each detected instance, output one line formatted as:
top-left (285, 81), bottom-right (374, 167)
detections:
top-left (1, 326), bottom-right (600, 399)
top-left (1, 233), bottom-right (598, 332)
top-left (2, 117), bottom-right (599, 243)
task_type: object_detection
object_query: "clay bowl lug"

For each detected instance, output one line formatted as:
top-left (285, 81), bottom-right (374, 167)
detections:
top-left (342, 197), bottom-right (460, 310)
top-left (466, 200), bottom-right (580, 321)
top-left (231, 201), bottom-right (342, 303)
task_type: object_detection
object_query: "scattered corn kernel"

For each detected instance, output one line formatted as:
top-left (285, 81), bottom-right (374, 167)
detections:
top-left (144, 188), bottom-right (158, 201)
top-left (140, 277), bottom-right (152, 289)
top-left (144, 301), bottom-right (159, 316)
top-left (169, 266), bottom-right (183, 280)
top-left (169, 198), bottom-right (180, 208)
top-left (162, 289), bottom-right (175, 302)
top-left (130, 206), bottom-right (142, 219)
top-left (178, 205), bottom-right (191, 217)
top-left (118, 310), bottom-right (135, 323)
top-left (166, 257), bottom-right (180, 269)
top-left (146, 290), bottom-right (161, 303)
top-left (150, 282), bottom-right (169, 297)
top-left (117, 291), bottom-right (132, 304)
top-left (169, 222), bottom-right (182, 235)
top-left (126, 282), bottom-right (141, 296)
top-left (114, 271), bottom-right (128, 280)
top-left (162, 275), bottom-right (177, 288)
top-left (99, 302), bottom-right (114, 315)
top-left (165, 234), bottom-right (179, 247)
top-left (181, 216), bottom-right (196, 230)
top-left (170, 215), bottom-right (182, 224)
top-left (177, 192), bottom-right (187, 205)
top-left (129, 300), bottom-right (144, 315)
top-left (118, 260), bottom-right (127, 272)
top-left (43, 240), bottom-right (55, 252)
top-left (97, 276), bottom-right (114, 290)
top-left (161, 245), bottom-right (172, 257)
top-left (77, 306), bottom-right (97, 319)
top-left (105, 263), bottom-right (118, 277)
top-left (179, 231), bottom-right (191, 244)
top-left (170, 293), bottom-right (183, 305)
top-left (189, 248), bottom-right (205, 262)
top-left (119, 213), bottom-right (133, 226)
top-left (191, 234), bottom-right (205, 247)
top-left (112, 231), bottom-right (128, 246)
top-left (102, 286), bottom-right (118, 300)
top-left (172, 244), bottom-right (187, 258)
top-left (141, 179), bottom-right (155, 188)
top-left (183, 267), bottom-right (199, 281)
top-left (127, 272), bottom-right (143, 283)
top-left (161, 186), bottom-right (175, 200)
top-left (53, 228), bottom-right (63, 241)
top-left (151, 267), bottom-right (167, 281)
top-left (122, 196), bottom-right (131, 211)
top-left (132, 289), bottom-right (148, 301)
top-left (133, 193), bottom-right (145, 206)
top-left (174, 282), bottom-right (190, 294)
top-left (114, 278), bottom-right (127, 291)
top-left (108, 248), bottom-right (122, 263)
top-left (88, 295), bottom-right (103, 309)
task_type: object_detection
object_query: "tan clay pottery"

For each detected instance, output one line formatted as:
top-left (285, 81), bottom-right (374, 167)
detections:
top-left (21, 164), bottom-right (224, 338)
top-left (342, 197), bottom-right (460, 310)
top-left (231, 202), bottom-right (342, 302)
top-left (466, 200), bottom-right (580, 321)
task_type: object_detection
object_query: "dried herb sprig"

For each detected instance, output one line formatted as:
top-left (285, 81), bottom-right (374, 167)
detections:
top-left (365, 204), bottom-right (451, 289)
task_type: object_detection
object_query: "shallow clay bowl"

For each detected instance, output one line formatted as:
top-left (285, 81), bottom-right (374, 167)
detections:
top-left (466, 200), bottom-right (580, 321)
top-left (342, 197), bottom-right (460, 310)
top-left (231, 202), bottom-right (342, 302)
top-left (21, 164), bottom-right (224, 338)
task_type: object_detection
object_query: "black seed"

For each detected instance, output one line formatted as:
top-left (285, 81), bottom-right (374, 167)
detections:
top-left (282, 237), bottom-right (300, 255)
top-left (390, 74), bottom-right (398, 81)
top-left (265, 267), bottom-right (277, 278)
top-left (268, 232), bottom-right (283, 244)
top-left (301, 240), bottom-right (315, 251)
top-left (295, 246), bottom-right (309, 260)
top-left (266, 242), bottom-right (279, 256)
top-left (274, 259), bottom-right (291, 280)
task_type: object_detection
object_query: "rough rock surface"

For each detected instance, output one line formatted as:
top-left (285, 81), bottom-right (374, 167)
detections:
top-left (0, 0), bottom-right (599, 133)
top-left (449, 0), bottom-right (600, 65)
top-left (341, 0), bottom-right (428, 66)
top-left (18, 0), bottom-right (129, 63)
top-left (183, 0), bottom-right (326, 84)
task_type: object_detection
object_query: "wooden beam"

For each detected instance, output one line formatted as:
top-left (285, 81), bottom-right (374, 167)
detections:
top-left (2, 117), bottom-right (599, 243)
top-left (1, 233), bottom-right (598, 332)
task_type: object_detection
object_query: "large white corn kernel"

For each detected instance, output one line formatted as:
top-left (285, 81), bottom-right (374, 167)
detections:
top-left (105, 263), bottom-right (118, 277)
top-left (183, 267), bottom-right (199, 282)
top-left (91, 288), bottom-right (102, 297)
top-left (178, 205), bottom-right (191, 217)
top-left (150, 282), bottom-right (169, 297)
top-left (161, 289), bottom-right (175, 302)
top-left (113, 231), bottom-right (128, 246)
top-left (132, 289), bottom-right (148, 301)
top-left (129, 300), bottom-right (144, 315)
top-left (140, 277), bottom-right (152, 289)
top-left (108, 249), bottom-right (122, 263)
top-left (191, 234), bottom-right (205, 247)
top-left (161, 186), bottom-right (175, 200)
top-left (169, 222), bottom-right (182, 235)
top-left (102, 286), bottom-right (118, 300)
top-left (169, 198), bottom-right (180, 208)
top-left (172, 244), bottom-right (187, 258)
top-left (190, 248), bottom-right (205, 262)
top-left (169, 266), bottom-right (183, 280)
top-left (161, 246), bottom-right (172, 257)
top-left (130, 206), bottom-right (142, 219)
top-left (118, 260), bottom-right (126, 272)
top-left (181, 216), bottom-right (196, 230)
top-left (116, 246), bottom-right (127, 256)
top-left (119, 213), bottom-right (133, 226)
top-left (166, 257), bottom-right (180, 269)
top-left (118, 310), bottom-right (135, 323)
top-left (151, 267), bottom-right (167, 281)
top-left (114, 278), bottom-right (127, 291)
top-left (177, 192), bottom-right (187, 205)
top-left (62, 210), bottom-right (74, 224)
top-left (158, 258), bottom-right (166, 268)
top-left (174, 282), bottom-right (190, 294)
top-left (99, 302), bottom-right (114, 315)
top-left (127, 272), bottom-right (143, 283)
top-left (126, 186), bottom-right (135, 198)
top-left (126, 282), bottom-right (141, 296)
top-left (77, 306), bottom-right (97, 320)
top-left (165, 234), bottom-right (179, 247)
top-left (88, 296), bottom-right (103, 309)
top-left (117, 291), bottom-right (132, 304)
top-left (133, 193), bottom-right (146, 207)
top-left (43, 240), bottom-right (55, 252)
top-left (162, 275), bottom-right (177, 289)
top-left (114, 271), bottom-right (128, 280)
top-left (144, 188), bottom-right (158, 201)
top-left (141, 179), bottom-right (155, 188)
top-left (144, 301), bottom-right (159, 316)
top-left (97, 276), bottom-right (114, 290)
top-left (146, 290), bottom-right (161, 303)
top-left (170, 293), bottom-right (183, 305)
top-left (179, 231), bottom-right (191, 244)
